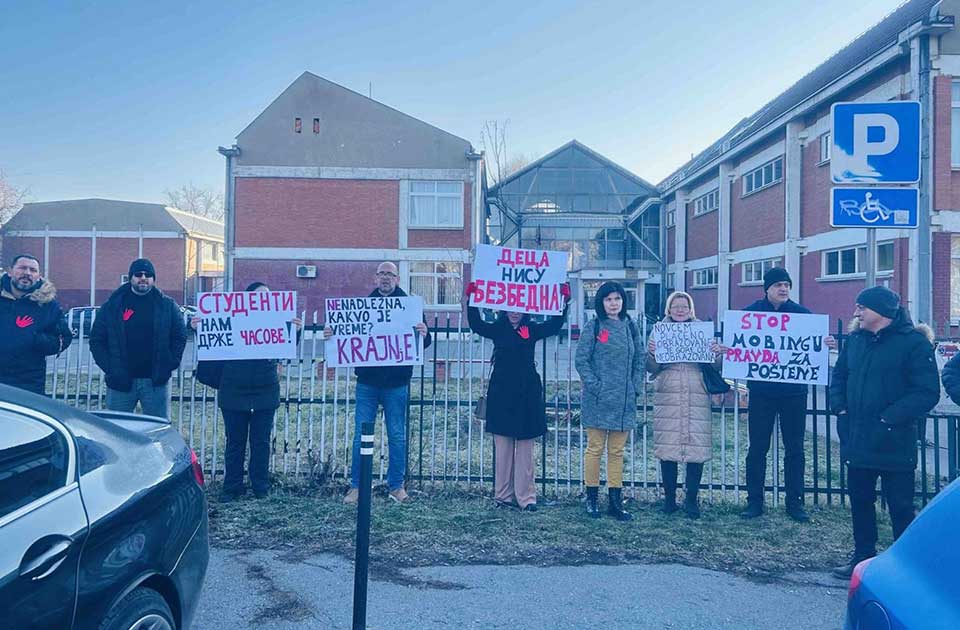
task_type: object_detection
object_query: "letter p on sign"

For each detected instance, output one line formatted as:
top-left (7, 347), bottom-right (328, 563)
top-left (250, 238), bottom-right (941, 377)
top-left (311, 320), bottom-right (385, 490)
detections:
top-left (831, 101), bottom-right (920, 184)
top-left (853, 113), bottom-right (898, 160)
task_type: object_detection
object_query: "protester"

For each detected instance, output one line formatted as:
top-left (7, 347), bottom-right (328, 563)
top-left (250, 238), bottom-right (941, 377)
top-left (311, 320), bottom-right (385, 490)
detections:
top-left (324, 262), bottom-right (431, 505)
top-left (575, 281), bottom-right (641, 521)
top-left (941, 349), bottom-right (960, 406)
top-left (645, 291), bottom-right (724, 519)
top-left (90, 258), bottom-right (187, 418)
top-left (829, 286), bottom-right (939, 579)
top-left (740, 267), bottom-right (836, 522)
top-left (0, 254), bottom-right (71, 394)
top-left (465, 280), bottom-right (570, 512)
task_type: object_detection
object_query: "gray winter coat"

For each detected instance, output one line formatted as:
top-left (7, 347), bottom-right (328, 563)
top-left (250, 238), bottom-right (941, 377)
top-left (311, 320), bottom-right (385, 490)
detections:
top-left (575, 317), bottom-right (643, 432)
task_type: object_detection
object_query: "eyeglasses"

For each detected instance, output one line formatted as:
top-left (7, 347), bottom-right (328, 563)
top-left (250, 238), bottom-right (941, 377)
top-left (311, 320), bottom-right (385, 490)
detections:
top-left (132, 272), bottom-right (154, 279)
top-left (376, 272), bottom-right (397, 278)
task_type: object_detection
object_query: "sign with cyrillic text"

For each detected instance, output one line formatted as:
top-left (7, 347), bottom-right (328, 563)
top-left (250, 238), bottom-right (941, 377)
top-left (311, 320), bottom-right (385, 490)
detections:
top-left (324, 296), bottom-right (424, 368)
top-left (653, 321), bottom-right (715, 364)
top-left (196, 291), bottom-right (298, 361)
top-left (721, 310), bottom-right (829, 385)
top-left (469, 244), bottom-right (568, 315)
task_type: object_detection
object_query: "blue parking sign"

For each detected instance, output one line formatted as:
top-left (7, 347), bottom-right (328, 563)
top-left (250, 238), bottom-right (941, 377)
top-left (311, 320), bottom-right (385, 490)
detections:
top-left (831, 101), bottom-right (920, 184)
top-left (830, 187), bottom-right (919, 228)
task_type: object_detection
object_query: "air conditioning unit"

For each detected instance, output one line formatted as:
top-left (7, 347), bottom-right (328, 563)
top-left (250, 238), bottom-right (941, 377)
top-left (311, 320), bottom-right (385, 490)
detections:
top-left (296, 265), bottom-right (317, 279)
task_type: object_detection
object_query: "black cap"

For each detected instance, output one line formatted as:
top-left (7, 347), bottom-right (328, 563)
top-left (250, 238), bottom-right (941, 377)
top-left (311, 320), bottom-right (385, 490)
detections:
top-left (856, 286), bottom-right (900, 319)
top-left (763, 267), bottom-right (792, 292)
top-left (128, 258), bottom-right (156, 279)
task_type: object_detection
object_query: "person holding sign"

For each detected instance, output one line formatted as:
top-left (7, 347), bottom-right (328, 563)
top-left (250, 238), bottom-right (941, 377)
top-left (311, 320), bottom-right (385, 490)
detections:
top-left (575, 281), bottom-right (642, 522)
top-left (325, 262), bottom-right (431, 505)
top-left (829, 287), bottom-right (939, 579)
top-left (192, 282), bottom-right (302, 501)
top-left (465, 280), bottom-right (570, 512)
top-left (90, 258), bottom-right (187, 419)
top-left (738, 267), bottom-right (836, 522)
top-left (645, 291), bottom-right (724, 519)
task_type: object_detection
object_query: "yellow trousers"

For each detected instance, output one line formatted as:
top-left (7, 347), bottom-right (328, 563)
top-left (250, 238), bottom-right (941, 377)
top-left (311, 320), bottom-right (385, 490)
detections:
top-left (584, 428), bottom-right (629, 488)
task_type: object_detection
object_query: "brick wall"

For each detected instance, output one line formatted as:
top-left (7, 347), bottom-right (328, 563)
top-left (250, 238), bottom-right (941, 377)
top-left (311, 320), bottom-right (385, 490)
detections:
top-left (730, 178), bottom-right (785, 250)
top-left (933, 231), bottom-right (953, 330)
top-left (933, 75), bottom-right (960, 212)
top-left (801, 139), bottom-right (833, 237)
top-left (666, 226), bottom-right (675, 264)
top-left (686, 201), bottom-right (718, 260)
top-left (685, 271), bottom-right (718, 321)
top-left (235, 178), bottom-right (400, 249)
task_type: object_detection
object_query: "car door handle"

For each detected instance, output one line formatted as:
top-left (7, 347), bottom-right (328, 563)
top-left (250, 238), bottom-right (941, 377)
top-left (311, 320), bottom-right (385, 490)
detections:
top-left (20, 538), bottom-right (73, 582)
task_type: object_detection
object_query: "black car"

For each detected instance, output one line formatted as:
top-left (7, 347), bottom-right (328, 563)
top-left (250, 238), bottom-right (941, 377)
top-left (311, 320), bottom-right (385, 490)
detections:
top-left (0, 384), bottom-right (209, 629)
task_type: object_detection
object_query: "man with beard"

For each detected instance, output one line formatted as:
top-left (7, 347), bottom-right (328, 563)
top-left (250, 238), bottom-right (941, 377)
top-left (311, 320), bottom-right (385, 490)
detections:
top-left (90, 258), bottom-right (187, 418)
top-left (0, 254), bottom-right (71, 394)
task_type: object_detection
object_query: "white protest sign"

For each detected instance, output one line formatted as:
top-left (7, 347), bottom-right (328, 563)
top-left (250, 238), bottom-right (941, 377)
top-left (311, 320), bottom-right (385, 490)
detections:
top-left (324, 296), bottom-right (424, 368)
top-left (196, 291), bottom-right (298, 361)
top-left (469, 244), bottom-right (569, 315)
top-left (653, 321), bottom-right (715, 363)
top-left (721, 310), bottom-right (829, 385)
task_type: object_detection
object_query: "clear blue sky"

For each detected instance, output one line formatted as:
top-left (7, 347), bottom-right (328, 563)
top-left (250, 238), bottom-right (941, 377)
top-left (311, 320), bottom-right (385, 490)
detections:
top-left (0, 0), bottom-right (909, 203)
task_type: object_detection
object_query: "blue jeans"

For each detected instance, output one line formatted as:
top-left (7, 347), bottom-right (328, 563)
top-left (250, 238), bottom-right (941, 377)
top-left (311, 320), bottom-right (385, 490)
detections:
top-left (350, 382), bottom-right (409, 490)
top-left (106, 379), bottom-right (170, 418)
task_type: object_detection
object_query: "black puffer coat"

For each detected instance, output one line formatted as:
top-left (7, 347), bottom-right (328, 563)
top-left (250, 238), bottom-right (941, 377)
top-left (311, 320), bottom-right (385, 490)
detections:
top-left (0, 274), bottom-right (71, 394)
top-left (941, 350), bottom-right (960, 406)
top-left (468, 305), bottom-right (566, 440)
top-left (829, 308), bottom-right (939, 471)
top-left (90, 284), bottom-right (187, 392)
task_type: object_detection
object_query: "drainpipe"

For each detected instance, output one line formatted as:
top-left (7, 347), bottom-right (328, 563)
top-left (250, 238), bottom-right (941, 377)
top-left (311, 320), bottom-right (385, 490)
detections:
top-left (218, 145), bottom-right (240, 291)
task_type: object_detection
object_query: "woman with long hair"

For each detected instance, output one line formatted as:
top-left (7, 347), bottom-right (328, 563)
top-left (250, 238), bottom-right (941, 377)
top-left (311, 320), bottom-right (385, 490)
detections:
top-left (646, 290), bottom-right (723, 518)
top-left (575, 281), bottom-right (643, 521)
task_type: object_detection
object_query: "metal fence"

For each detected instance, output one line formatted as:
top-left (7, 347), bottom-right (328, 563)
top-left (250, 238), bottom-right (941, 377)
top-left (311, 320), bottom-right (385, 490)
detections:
top-left (50, 309), bottom-right (960, 506)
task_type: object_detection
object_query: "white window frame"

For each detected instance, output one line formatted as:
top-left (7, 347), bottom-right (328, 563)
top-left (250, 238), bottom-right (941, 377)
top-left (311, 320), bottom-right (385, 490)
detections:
top-left (693, 267), bottom-right (718, 288)
top-left (665, 209), bottom-right (676, 227)
top-left (742, 157), bottom-right (784, 196)
top-left (666, 272), bottom-right (676, 291)
top-left (819, 132), bottom-right (831, 164)
top-left (741, 258), bottom-right (783, 286)
top-left (409, 181), bottom-right (464, 229)
top-left (693, 189), bottom-right (719, 217)
top-left (819, 242), bottom-right (895, 280)
top-left (953, 80), bottom-right (960, 168)
top-left (409, 261), bottom-right (463, 309)
top-left (952, 235), bottom-right (960, 323)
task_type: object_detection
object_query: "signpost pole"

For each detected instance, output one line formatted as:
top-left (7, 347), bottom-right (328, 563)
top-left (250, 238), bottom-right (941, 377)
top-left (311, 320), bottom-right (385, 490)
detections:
top-left (865, 228), bottom-right (877, 288)
top-left (352, 421), bottom-right (375, 630)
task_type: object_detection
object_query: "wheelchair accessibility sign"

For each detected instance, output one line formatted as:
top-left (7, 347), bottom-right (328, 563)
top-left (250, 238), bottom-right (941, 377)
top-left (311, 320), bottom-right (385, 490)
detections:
top-left (830, 187), bottom-right (919, 228)
top-left (831, 101), bottom-right (920, 184)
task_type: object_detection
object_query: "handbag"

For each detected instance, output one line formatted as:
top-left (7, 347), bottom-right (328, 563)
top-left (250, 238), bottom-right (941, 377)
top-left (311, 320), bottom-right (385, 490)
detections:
top-left (196, 360), bottom-right (224, 389)
top-left (699, 363), bottom-right (730, 395)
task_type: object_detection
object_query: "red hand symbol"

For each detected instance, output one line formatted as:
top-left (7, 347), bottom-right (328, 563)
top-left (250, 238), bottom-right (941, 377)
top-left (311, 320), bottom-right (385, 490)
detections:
top-left (122, 308), bottom-right (134, 321)
top-left (517, 325), bottom-right (530, 339)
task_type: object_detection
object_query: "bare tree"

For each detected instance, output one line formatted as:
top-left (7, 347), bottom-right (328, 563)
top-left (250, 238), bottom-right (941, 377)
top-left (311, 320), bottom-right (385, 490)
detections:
top-left (481, 120), bottom-right (529, 188)
top-left (164, 183), bottom-right (224, 222)
top-left (0, 170), bottom-right (27, 225)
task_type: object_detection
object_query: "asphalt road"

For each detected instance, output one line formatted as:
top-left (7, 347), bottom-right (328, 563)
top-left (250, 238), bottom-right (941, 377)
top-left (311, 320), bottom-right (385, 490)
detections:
top-left (194, 548), bottom-right (848, 629)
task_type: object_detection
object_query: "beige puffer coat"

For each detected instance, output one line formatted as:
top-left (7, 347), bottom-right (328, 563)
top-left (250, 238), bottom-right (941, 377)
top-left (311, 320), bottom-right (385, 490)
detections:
top-left (645, 355), bottom-right (715, 464)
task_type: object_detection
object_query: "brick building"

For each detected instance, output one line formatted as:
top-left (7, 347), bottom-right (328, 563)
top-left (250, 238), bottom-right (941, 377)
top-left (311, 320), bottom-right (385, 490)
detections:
top-left (0, 199), bottom-right (224, 308)
top-left (218, 72), bottom-right (483, 318)
top-left (660, 0), bottom-right (960, 334)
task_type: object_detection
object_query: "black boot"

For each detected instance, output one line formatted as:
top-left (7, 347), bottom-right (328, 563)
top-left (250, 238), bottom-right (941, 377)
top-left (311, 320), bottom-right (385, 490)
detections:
top-left (740, 501), bottom-right (763, 519)
top-left (585, 486), bottom-right (601, 519)
top-left (831, 551), bottom-right (875, 580)
top-left (684, 463), bottom-right (703, 519)
top-left (660, 460), bottom-right (678, 514)
top-left (661, 487), bottom-right (678, 514)
top-left (607, 488), bottom-right (633, 522)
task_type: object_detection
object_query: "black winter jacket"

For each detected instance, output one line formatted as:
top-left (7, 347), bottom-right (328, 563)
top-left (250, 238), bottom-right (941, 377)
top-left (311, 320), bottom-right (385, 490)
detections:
top-left (468, 304), bottom-right (567, 439)
top-left (0, 274), bottom-right (71, 394)
top-left (741, 297), bottom-right (812, 399)
top-left (942, 351), bottom-right (960, 406)
top-left (218, 359), bottom-right (280, 411)
top-left (90, 284), bottom-right (187, 392)
top-left (353, 286), bottom-right (432, 389)
top-left (829, 308), bottom-right (939, 471)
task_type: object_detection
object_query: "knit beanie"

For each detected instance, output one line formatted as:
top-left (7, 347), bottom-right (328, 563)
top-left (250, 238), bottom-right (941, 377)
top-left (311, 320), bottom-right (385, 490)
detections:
top-left (128, 258), bottom-right (156, 279)
top-left (856, 286), bottom-right (900, 319)
top-left (763, 267), bottom-right (792, 292)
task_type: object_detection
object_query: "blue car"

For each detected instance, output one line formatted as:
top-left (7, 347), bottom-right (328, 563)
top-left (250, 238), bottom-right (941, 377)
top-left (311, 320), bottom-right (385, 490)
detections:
top-left (844, 477), bottom-right (960, 629)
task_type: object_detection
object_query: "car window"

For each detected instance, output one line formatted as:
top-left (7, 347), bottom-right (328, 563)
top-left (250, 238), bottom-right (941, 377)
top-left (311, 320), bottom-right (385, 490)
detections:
top-left (0, 411), bottom-right (70, 519)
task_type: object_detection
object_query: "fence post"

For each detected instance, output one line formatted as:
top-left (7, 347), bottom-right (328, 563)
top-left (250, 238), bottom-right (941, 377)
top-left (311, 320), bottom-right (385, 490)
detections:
top-left (352, 421), bottom-right (375, 630)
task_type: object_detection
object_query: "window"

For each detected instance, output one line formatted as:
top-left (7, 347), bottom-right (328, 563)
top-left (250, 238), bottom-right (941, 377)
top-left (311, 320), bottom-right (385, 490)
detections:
top-left (666, 272), bottom-right (676, 291)
top-left (665, 209), bottom-right (676, 227)
top-left (120, 274), bottom-right (129, 285)
top-left (952, 81), bottom-right (960, 167)
top-left (693, 189), bottom-right (719, 216)
top-left (313, 118), bottom-right (320, 134)
top-left (741, 258), bottom-right (783, 285)
top-left (0, 412), bottom-right (70, 519)
top-left (693, 267), bottom-right (718, 288)
top-left (952, 236), bottom-right (960, 320)
top-left (743, 157), bottom-right (784, 195)
top-left (819, 132), bottom-right (831, 164)
top-left (294, 117), bottom-right (302, 133)
top-left (409, 181), bottom-right (464, 228)
top-left (822, 242), bottom-right (894, 278)
top-left (409, 262), bottom-right (462, 307)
